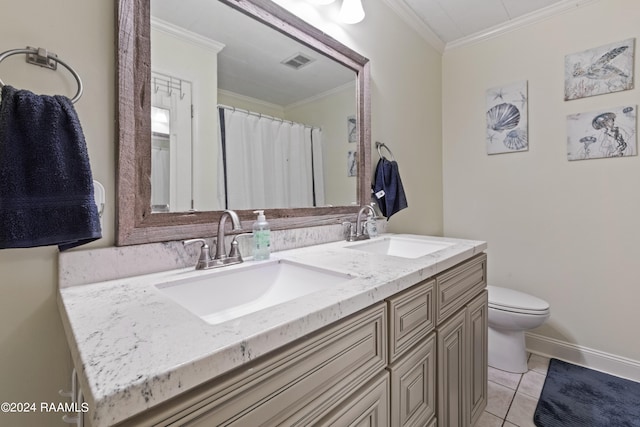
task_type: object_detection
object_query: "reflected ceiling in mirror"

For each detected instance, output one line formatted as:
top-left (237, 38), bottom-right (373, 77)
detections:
top-left (116, 0), bottom-right (371, 246)
top-left (153, 0), bottom-right (355, 105)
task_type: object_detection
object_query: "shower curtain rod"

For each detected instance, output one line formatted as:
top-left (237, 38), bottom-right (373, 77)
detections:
top-left (217, 104), bottom-right (321, 131)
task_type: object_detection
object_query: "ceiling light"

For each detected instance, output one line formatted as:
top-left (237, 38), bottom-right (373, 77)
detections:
top-left (339, 0), bottom-right (365, 24)
top-left (308, 0), bottom-right (336, 4)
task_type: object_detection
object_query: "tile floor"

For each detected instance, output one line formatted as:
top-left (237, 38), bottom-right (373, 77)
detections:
top-left (476, 354), bottom-right (550, 427)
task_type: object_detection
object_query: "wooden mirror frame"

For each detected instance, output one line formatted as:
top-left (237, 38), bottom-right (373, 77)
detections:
top-left (116, 0), bottom-right (371, 245)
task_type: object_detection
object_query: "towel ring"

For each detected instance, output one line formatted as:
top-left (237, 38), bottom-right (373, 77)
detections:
top-left (0, 47), bottom-right (83, 104)
top-left (376, 141), bottom-right (396, 161)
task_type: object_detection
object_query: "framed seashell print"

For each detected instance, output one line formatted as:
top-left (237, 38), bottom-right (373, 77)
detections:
top-left (486, 80), bottom-right (528, 155)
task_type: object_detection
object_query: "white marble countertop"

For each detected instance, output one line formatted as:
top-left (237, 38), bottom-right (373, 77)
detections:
top-left (58, 234), bottom-right (486, 426)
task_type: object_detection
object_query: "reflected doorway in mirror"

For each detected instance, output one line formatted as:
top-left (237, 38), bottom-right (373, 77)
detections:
top-left (150, 71), bottom-right (193, 212)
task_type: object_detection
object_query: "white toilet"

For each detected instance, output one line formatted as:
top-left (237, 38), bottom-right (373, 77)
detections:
top-left (487, 285), bottom-right (550, 373)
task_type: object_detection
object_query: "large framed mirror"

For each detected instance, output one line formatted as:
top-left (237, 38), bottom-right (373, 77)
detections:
top-left (116, 0), bottom-right (371, 245)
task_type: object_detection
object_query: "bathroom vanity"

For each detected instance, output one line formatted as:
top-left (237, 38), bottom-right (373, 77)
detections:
top-left (58, 234), bottom-right (487, 426)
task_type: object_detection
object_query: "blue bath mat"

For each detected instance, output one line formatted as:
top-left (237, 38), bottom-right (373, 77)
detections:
top-left (534, 358), bottom-right (640, 426)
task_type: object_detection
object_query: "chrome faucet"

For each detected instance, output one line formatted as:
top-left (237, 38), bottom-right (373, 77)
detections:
top-left (183, 210), bottom-right (245, 270)
top-left (355, 204), bottom-right (376, 240)
top-left (214, 210), bottom-right (242, 261)
top-left (343, 204), bottom-right (377, 242)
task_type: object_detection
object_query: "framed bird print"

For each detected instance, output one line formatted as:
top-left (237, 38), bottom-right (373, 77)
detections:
top-left (564, 38), bottom-right (635, 101)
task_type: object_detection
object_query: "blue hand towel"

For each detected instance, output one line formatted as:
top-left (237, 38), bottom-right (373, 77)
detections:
top-left (0, 85), bottom-right (101, 251)
top-left (372, 157), bottom-right (408, 219)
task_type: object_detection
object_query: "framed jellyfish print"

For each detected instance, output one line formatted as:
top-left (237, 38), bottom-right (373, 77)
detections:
top-left (567, 105), bottom-right (637, 161)
top-left (564, 38), bottom-right (635, 101)
top-left (486, 80), bottom-right (528, 155)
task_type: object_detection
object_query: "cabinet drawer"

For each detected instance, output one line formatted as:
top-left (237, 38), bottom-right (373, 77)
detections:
top-left (387, 279), bottom-right (435, 363)
top-left (388, 334), bottom-right (436, 427)
top-left (179, 303), bottom-right (386, 426)
top-left (119, 303), bottom-right (387, 426)
top-left (315, 372), bottom-right (390, 427)
top-left (435, 254), bottom-right (486, 324)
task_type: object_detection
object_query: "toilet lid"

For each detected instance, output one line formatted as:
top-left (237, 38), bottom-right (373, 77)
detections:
top-left (488, 286), bottom-right (550, 313)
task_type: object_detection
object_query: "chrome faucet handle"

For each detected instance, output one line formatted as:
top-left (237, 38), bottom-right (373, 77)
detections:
top-left (228, 233), bottom-right (253, 262)
top-left (228, 239), bottom-right (242, 262)
top-left (355, 205), bottom-right (376, 240)
top-left (342, 221), bottom-right (355, 242)
top-left (183, 239), bottom-right (210, 270)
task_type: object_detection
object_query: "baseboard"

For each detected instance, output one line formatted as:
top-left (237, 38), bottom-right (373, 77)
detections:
top-left (526, 332), bottom-right (640, 382)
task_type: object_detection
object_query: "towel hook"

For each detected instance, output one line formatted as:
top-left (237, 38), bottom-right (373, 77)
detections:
top-left (0, 47), bottom-right (83, 103)
top-left (376, 141), bottom-right (396, 161)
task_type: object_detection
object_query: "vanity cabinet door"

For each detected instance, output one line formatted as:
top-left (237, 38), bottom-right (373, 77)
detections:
top-left (388, 334), bottom-right (436, 427)
top-left (387, 279), bottom-right (435, 364)
top-left (436, 291), bottom-right (488, 427)
top-left (467, 291), bottom-right (488, 427)
top-left (436, 254), bottom-right (486, 325)
top-left (315, 372), bottom-right (390, 427)
top-left (437, 309), bottom-right (467, 427)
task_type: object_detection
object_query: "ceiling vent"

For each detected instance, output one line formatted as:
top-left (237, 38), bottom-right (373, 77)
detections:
top-left (281, 52), bottom-right (315, 70)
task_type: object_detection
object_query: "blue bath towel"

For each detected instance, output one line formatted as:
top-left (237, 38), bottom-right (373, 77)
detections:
top-left (372, 157), bottom-right (408, 219)
top-left (0, 85), bottom-right (101, 250)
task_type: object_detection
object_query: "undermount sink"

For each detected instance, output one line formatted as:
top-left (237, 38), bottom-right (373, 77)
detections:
top-left (348, 236), bottom-right (453, 259)
top-left (155, 259), bottom-right (353, 324)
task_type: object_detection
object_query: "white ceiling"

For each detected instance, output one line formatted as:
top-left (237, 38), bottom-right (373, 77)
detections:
top-left (150, 0), bottom-right (597, 105)
top-left (386, 0), bottom-right (598, 51)
top-left (403, 0), bottom-right (563, 44)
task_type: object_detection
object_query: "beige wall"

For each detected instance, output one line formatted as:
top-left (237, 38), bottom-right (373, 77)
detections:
top-left (273, 0), bottom-right (444, 235)
top-left (0, 1), bottom-right (114, 426)
top-left (285, 85), bottom-right (358, 206)
top-left (0, 0), bottom-right (441, 425)
top-left (443, 0), bottom-right (640, 361)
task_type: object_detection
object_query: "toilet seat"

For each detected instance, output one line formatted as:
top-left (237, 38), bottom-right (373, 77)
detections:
top-left (488, 286), bottom-right (550, 315)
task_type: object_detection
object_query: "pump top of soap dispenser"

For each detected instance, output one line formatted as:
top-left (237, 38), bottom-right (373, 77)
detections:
top-left (253, 210), bottom-right (266, 222)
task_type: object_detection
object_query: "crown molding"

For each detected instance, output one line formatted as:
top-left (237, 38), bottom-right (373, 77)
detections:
top-left (379, 0), bottom-right (445, 53)
top-left (151, 17), bottom-right (226, 53)
top-left (382, 0), bottom-right (602, 54)
top-left (445, 0), bottom-right (602, 51)
top-left (286, 80), bottom-right (355, 110)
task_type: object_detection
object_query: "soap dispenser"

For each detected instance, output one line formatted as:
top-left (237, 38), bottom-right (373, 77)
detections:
top-left (252, 210), bottom-right (271, 260)
top-left (365, 211), bottom-right (378, 238)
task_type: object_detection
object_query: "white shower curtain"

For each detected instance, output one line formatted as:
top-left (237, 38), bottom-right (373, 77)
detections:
top-left (311, 127), bottom-right (325, 207)
top-left (217, 108), bottom-right (324, 210)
